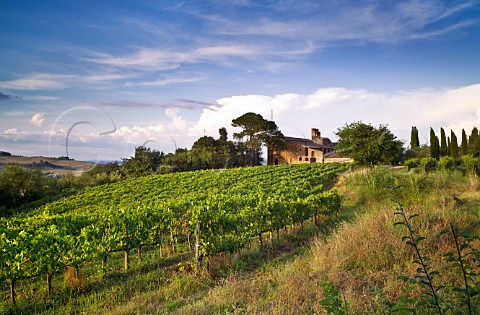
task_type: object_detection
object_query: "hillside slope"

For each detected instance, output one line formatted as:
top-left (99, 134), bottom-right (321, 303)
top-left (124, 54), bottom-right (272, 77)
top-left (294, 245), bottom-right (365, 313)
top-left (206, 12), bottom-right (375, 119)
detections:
top-left (168, 168), bottom-right (480, 314)
top-left (1, 163), bottom-right (347, 314)
top-left (0, 155), bottom-right (95, 175)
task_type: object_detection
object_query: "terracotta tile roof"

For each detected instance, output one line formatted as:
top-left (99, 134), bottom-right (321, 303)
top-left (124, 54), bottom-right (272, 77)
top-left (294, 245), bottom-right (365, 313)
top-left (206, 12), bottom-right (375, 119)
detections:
top-left (284, 136), bottom-right (335, 149)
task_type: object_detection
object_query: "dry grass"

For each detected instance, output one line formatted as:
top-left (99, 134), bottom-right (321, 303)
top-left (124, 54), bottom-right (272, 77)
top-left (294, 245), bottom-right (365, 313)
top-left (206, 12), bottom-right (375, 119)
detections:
top-left (171, 168), bottom-right (480, 314)
top-left (64, 267), bottom-right (87, 292)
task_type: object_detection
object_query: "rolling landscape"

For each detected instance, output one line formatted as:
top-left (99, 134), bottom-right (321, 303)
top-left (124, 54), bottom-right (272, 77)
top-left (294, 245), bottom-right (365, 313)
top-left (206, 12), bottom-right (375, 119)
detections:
top-left (0, 155), bottom-right (96, 176)
top-left (1, 158), bottom-right (479, 314)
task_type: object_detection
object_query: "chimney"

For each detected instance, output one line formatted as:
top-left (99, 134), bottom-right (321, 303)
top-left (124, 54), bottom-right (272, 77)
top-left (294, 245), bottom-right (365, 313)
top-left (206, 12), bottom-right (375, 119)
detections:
top-left (311, 128), bottom-right (320, 140)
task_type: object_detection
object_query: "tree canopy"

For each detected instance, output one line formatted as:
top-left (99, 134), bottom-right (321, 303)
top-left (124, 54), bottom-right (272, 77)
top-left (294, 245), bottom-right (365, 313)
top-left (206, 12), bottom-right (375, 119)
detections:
top-left (335, 121), bottom-right (403, 165)
top-left (121, 146), bottom-right (164, 177)
top-left (232, 112), bottom-right (284, 166)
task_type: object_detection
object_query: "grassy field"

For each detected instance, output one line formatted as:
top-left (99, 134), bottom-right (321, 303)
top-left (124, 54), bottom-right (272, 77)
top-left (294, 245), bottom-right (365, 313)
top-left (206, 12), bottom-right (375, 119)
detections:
top-left (2, 166), bottom-right (479, 314)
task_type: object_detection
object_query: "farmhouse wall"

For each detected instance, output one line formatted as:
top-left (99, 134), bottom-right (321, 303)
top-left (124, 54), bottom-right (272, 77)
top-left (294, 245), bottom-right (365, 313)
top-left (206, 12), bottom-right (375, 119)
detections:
top-left (267, 128), bottom-right (337, 165)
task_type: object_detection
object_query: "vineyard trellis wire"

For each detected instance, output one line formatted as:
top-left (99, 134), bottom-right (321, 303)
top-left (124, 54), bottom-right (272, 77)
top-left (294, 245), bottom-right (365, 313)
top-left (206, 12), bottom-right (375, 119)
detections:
top-left (0, 162), bottom-right (348, 304)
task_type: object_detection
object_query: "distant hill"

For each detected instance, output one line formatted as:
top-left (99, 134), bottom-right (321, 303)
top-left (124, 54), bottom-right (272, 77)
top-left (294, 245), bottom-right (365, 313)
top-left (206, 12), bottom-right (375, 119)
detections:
top-left (0, 155), bottom-right (96, 175)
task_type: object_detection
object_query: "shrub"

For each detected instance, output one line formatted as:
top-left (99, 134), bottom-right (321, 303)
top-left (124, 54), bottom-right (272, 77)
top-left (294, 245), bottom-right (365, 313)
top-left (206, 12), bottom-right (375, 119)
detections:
top-left (461, 155), bottom-right (480, 175)
top-left (420, 157), bottom-right (437, 172)
top-left (438, 156), bottom-right (456, 171)
top-left (404, 158), bottom-right (421, 170)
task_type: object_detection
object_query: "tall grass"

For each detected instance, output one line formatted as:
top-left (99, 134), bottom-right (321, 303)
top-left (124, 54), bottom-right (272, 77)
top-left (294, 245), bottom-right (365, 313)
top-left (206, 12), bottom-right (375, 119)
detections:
top-left (171, 167), bottom-right (479, 314)
top-left (311, 167), bottom-right (479, 313)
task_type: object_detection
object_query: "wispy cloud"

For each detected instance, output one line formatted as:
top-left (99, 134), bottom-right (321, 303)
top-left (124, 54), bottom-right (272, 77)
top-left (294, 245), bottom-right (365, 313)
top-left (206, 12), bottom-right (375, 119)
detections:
top-left (204, 0), bottom-right (478, 44)
top-left (84, 73), bottom-right (137, 82)
top-left (125, 75), bottom-right (206, 87)
top-left (86, 44), bottom-right (266, 70)
top-left (22, 95), bottom-right (60, 101)
top-left (162, 1), bottom-right (187, 12)
top-left (82, 1), bottom-right (477, 75)
top-left (86, 49), bottom-right (186, 70)
top-left (0, 72), bottom-right (138, 91)
top-left (0, 73), bottom-right (74, 90)
top-left (101, 98), bottom-right (217, 111)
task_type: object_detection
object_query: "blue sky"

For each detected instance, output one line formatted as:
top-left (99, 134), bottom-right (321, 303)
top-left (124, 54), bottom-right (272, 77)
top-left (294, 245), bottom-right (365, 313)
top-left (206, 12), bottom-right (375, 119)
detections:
top-left (1, 0), bottom-right (480, 161)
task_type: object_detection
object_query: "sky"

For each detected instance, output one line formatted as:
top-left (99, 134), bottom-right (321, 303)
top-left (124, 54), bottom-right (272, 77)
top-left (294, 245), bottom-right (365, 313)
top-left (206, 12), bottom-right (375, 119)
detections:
top-left (1, 0), bottom-right (480, 162)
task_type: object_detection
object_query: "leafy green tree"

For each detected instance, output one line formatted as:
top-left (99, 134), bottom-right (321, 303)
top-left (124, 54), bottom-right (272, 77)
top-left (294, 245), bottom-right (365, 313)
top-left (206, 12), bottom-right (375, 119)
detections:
top-left (232, 112), bottom-right (284, 166)
top-left (430, 128), bottom-right (440, 159)
top-left (468, 127), bottom-right (480, 157)
top-left (335, 121), bottom-right (403, 165)
top-left (163, 148), bottom-right (194, 172)
top-left (0, 164), bottom-right (64, 214)
top-left (80, 162), bottom-right (122, 186)
top-left (192, 136), bottom-right (218, 169)
top-left (450, 130), bottom-right (459, 158)
top-left (440, 127), bottom-right (448, 157)
top-left (122, 146), bottom-right (164, 177)
top-left (190, 136), bottom-right (236, 169)
top-left (461, 129), bottom-right (468, 156)
top-left (410, 126), bottom-right (420, 148)
top-left (219, 127), bottom-right (228, 141)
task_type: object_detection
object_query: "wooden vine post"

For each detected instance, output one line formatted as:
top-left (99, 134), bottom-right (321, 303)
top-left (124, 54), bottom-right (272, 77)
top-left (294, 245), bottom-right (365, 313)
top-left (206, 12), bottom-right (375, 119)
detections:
top-left (10, 279), bottom-right (16, 304)
top-left (124, 223), bottom-right (130, 271)
top-left (124, 250), bottom-right (129, 271)
top-left (170, 228), bottom-right (176, 254)
top-left (195, 220), bottom-right (201, 273)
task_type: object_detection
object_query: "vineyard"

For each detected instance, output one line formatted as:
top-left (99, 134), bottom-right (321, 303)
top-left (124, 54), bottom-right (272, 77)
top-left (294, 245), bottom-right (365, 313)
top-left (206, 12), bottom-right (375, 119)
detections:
top-left (0, 162), bottom-right (348, 309)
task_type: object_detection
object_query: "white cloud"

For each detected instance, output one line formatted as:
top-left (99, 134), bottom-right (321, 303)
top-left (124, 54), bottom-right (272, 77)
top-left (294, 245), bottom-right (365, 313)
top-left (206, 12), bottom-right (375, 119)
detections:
top-left (194, 45), bottom-right (260, 58)
top-left (84, 73), bottom-right (137, 82)
top-left (165, 108), bottom-right (187, 129)
top-left (125, 76), bottom-right (206, 87)
top-left (3, 128), bottom-right (24, 135)
top-left (0, 72), bottom-right (137, 91)
top-left (86, 49), bottom-right (187, 69)
top-left (191, 84), bottom-right (480, 145)
top-left (3, 84), bottom-right (480, 160)
top-left (30, 113), bottom-right (45, 127)
top-left (111, 108), bottom-right (187, 144)
top-left (86, 46), bottom-right (236, 70)
top-left (23, 95), bottom-right (61, 101)
top-left (0, 73), bottom-right (74, 90)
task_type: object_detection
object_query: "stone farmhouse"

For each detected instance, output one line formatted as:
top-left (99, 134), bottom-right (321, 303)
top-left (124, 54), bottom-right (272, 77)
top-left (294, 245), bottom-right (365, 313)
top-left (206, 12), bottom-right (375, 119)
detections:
top-left (267, 128), bottom-right (337, 165)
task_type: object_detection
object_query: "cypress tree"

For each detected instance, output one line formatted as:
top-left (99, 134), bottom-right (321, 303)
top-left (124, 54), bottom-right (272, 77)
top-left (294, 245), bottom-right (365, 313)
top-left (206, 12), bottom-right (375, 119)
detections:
top-left (461, 129), bottom-right (468, 156)
top-left (469, 127), bottom-right (480, 157)
top-left (410, 126), bottom-right (420, 148)
top-left (440, 127), bottom-right (448, 157)
top-left (450, 130), bottom-right (459, 158)
top-left (430, 128), bottom-right (440, 159)
top-left (447, 136), bottom-right (451, 156)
